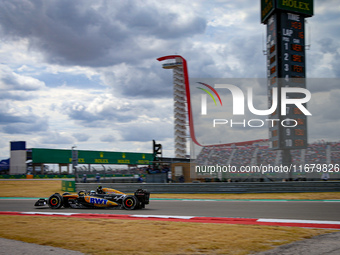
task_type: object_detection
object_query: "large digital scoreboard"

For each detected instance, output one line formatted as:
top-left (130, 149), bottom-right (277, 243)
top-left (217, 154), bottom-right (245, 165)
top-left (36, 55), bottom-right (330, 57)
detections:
top-left (262, 0), bottom-right (313, 150)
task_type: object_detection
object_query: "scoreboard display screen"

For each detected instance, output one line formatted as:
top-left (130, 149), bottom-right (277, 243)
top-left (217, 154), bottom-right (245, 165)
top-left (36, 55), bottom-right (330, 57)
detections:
top-left (279, 12), bottom-right (307, 149)
top-left (266, 14), bottom-right (280, 149)
top-left (266, 12), bottom-right (308, 150)
top-left (280, 12), bottom-right (306, 83)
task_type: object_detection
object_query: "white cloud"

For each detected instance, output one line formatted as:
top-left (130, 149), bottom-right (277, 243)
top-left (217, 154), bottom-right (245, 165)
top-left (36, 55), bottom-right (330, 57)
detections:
top-left (39, 131), bottom-right (75, 145)
top-left (0, 65), bottom-right (46, 91)
top-left (0, 0), bottom-right (339, 160)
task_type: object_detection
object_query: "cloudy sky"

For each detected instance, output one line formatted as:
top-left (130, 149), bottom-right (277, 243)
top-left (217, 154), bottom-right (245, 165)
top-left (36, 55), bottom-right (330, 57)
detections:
top-left (0, 0), bottom-right (339, 159)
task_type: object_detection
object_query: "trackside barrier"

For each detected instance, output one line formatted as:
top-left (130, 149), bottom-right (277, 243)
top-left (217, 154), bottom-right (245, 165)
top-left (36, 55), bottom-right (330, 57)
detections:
top-left (76, 181), bottom-right (340, 194)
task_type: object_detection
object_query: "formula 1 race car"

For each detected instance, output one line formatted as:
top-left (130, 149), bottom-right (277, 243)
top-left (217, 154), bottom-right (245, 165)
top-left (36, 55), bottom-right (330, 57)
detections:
top-left (35, 186), bottom-right (150, 210)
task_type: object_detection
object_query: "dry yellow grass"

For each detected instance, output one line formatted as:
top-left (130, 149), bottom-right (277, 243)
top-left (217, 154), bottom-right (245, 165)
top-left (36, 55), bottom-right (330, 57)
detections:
top-left (0, 180), bottom-right (63, 197)
top-left (0, 215), bottom-right (335, 255)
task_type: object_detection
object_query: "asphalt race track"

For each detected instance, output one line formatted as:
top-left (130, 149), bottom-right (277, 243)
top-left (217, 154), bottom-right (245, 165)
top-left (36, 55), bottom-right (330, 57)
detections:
top-left (1, 199), bottom-right (340, 221)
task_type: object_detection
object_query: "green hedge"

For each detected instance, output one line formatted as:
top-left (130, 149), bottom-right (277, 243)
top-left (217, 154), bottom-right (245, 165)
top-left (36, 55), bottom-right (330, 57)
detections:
top-left (0, 174), bottom-right (141, 179)
top-left (0, 174), bottom-right (74, 179)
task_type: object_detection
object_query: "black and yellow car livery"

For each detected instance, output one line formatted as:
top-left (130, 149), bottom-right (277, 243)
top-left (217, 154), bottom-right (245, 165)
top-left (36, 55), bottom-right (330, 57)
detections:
top-left (35, 186), bottom-right (150, 210)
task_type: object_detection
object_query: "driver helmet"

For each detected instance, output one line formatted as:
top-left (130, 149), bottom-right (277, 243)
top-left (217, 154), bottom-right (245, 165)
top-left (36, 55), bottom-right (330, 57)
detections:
top-left (97, 185), bottom-right (103, 194)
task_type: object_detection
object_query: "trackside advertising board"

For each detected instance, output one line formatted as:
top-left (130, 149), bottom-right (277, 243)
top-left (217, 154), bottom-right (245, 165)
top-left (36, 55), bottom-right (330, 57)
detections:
top-left (261, 0), bottom-right (313, 23)
top-left (62, 180), bottom-right (76, 192)
top-left (31, 148), bottom-right (153, 165)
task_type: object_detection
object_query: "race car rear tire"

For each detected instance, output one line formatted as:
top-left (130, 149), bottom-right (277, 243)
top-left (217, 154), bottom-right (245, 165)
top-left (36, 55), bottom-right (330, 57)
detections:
top-left (47, 193), bottom-right (63, 209)
top-left (123, 195), bottom-right (138, 210)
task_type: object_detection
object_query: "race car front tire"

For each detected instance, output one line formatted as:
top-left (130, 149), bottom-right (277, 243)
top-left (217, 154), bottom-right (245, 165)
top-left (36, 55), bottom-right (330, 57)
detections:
top-left (47, 193), bottom-right (63, 209)
top-left (122, 195), bottom-right (138, 210)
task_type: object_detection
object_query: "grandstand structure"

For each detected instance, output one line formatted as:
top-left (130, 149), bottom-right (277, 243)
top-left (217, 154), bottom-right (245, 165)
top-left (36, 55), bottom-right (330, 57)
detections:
top-left (195, 140), bottom-right (340, 181)
top-left (158, 55), bottom-right (188, 158)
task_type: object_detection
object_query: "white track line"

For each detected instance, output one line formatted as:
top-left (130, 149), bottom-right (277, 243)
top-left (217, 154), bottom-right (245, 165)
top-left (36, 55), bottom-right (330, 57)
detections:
top-left (130, 214), bottom-right (194, 219)
top-left (257, 218), bottom-right (340, 225)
